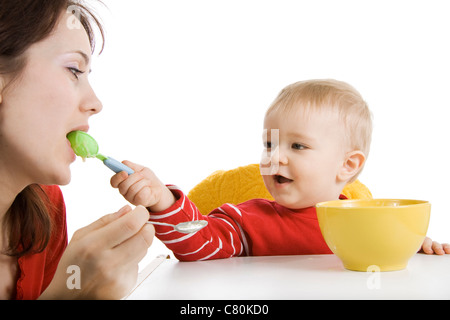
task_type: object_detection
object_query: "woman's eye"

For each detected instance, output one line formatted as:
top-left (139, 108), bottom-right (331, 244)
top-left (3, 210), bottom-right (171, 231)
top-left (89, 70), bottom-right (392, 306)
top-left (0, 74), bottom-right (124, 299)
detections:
top-left (263, 141), bottom-right (272, 149)
top-left (292, 143), bottom-right (306, 150)
top-left (68, 67), bottom-right (84, 79)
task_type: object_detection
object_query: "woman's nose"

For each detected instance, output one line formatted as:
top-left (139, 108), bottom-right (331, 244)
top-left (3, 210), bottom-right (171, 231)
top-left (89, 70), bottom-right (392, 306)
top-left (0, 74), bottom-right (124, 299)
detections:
top-left (81, 84), bottom-right (103, 115)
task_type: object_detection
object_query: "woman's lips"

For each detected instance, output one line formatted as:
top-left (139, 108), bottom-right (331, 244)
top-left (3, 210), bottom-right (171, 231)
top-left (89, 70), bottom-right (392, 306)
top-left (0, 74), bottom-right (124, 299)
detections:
top-left (69, 124), bottom-right (90, 133)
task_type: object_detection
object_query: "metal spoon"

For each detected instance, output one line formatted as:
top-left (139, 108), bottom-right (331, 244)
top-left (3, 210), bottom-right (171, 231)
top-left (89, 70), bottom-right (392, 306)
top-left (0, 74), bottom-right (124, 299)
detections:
top-left (146, 220), bottom-right (208, 234)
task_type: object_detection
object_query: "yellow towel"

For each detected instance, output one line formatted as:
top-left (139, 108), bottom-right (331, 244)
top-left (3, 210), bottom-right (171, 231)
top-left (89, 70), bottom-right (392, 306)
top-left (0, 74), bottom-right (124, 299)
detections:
top-left (188, 163), bottom-right (372, 215)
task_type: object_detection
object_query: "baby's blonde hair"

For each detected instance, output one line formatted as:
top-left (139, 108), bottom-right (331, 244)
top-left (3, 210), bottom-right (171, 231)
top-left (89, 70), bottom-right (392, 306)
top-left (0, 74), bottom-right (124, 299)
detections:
top-left (266, 79), bottom-right (373, 159)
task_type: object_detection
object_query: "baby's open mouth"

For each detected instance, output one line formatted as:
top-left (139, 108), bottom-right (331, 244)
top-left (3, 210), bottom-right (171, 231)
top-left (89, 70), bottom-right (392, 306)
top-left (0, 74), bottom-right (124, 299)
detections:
top-left (274, 175), bottom-right (293, 184)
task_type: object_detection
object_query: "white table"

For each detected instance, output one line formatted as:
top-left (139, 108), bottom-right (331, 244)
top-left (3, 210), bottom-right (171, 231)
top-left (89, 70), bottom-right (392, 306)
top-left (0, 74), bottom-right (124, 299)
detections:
top-left (126, 254), bottom-right (450, 300)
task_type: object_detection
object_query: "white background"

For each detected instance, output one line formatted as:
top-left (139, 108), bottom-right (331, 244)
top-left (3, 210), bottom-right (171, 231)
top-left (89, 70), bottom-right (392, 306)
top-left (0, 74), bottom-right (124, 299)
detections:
top-left (61, 0), bottom-right (450, 262)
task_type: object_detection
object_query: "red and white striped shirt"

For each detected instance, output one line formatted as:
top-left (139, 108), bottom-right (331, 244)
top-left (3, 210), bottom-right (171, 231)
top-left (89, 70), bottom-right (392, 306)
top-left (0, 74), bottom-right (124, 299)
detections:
top-left (150, 186), bottom-right (333, 261)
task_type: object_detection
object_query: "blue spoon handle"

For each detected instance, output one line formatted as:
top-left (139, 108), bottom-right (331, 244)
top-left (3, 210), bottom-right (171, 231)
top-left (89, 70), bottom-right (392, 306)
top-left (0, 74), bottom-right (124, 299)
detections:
top-left (103, 157), bottom-right (134, 175)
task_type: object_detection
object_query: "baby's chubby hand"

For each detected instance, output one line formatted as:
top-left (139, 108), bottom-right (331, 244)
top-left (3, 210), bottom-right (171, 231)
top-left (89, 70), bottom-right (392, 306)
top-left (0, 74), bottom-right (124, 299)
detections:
top-left (420, 237), bottom-right (450, 255)
top-left (110, 160), bottom-right (176, 212)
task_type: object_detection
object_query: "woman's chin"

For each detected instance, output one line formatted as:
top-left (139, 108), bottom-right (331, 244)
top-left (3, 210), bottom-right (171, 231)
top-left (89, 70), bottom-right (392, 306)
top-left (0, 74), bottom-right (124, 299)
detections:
top-left (44, 169), bottom-right (71, 186)
top-left (58, 172), bottom-right (72, 186)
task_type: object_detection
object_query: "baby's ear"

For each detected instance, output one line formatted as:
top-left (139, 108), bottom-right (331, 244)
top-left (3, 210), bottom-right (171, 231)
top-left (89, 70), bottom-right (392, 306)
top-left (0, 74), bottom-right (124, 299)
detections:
top-left (337, 151), bottom-right (366, 183)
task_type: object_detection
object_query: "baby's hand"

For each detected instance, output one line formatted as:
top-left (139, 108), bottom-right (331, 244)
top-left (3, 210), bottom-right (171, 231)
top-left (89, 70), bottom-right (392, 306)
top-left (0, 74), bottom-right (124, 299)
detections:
top-left (110, 160), bottom-right (176, 212)
top-left (420, 237), bottom-right (450, 255)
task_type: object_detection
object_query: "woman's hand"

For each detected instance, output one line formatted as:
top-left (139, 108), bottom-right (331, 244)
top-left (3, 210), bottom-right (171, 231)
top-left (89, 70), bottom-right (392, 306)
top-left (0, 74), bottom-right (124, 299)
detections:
top-left (39, 205), bottom-right (155, 299)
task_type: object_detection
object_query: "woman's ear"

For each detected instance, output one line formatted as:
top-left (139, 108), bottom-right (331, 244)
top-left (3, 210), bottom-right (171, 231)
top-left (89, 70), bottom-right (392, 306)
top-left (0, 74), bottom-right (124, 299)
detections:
top-left (337, 151), bottom-right (366, 183)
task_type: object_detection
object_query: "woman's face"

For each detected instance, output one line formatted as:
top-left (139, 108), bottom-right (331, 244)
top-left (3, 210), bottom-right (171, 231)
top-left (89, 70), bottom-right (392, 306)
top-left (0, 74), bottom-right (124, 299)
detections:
top-left (0, 12), bottom-right (102, 187)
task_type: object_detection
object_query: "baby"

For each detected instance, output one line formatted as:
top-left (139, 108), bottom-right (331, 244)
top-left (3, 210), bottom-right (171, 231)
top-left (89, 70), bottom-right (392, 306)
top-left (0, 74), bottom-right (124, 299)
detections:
top-left (111, 79), bottom-right (449, 259)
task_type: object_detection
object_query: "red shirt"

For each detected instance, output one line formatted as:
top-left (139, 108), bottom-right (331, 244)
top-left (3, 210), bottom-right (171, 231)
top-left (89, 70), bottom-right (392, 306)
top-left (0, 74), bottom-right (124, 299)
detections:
top-left (15, 185), bottom-right (68, 300)
top-left (150, 186), bottom-right (338, 261)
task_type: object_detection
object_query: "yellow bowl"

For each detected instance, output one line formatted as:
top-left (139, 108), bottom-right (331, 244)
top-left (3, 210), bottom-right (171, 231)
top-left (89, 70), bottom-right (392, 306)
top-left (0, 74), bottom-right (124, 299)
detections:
top-left (316, 199), bottom-right (431, 271)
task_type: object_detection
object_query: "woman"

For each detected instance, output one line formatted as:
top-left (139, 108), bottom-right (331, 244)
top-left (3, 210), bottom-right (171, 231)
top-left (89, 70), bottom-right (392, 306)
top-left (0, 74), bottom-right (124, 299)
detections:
top-left (0, 0), bottom-right (155, 299)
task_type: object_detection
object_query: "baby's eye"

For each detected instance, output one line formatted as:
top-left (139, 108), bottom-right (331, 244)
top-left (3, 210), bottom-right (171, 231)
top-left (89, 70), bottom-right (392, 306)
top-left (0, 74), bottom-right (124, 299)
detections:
top-left (263, 141), bottom-right (272, 149)
top-left (292, 143), bottom-right (306, 150)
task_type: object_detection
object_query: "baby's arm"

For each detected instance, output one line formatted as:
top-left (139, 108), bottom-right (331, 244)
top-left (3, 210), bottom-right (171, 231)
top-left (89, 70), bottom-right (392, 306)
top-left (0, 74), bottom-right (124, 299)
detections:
top-left (149, 186), bottom-right (246, 261)
top-left (110, 161), bottom-right (246, 261)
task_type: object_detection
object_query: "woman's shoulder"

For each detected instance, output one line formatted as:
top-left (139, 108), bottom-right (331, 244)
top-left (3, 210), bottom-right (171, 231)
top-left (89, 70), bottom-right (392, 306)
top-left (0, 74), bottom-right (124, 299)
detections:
top-left (16, 185), bottom-right (68, 300)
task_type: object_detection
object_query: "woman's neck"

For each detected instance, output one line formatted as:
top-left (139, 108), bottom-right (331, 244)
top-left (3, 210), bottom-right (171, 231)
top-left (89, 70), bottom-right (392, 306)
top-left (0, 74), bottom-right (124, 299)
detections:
top-left (0, 187), bottom-right (18, 233)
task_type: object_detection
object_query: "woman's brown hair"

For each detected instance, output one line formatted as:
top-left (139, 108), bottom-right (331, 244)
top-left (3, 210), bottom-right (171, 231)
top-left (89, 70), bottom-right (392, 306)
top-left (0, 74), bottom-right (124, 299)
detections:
top-left (0, 0), bottom-right (104, 257)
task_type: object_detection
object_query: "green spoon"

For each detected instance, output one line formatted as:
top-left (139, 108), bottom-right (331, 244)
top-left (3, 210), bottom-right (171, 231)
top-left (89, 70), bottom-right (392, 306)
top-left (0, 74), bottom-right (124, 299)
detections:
top-left (67, 131), bottom-right (134, 175)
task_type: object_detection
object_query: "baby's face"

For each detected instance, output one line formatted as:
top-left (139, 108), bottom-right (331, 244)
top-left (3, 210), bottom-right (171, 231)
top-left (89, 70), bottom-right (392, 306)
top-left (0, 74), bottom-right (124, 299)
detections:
top-left (261, 107), bottom-right (349, 209)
